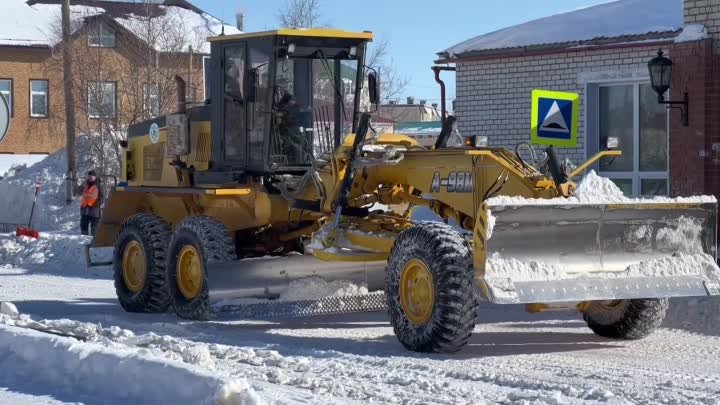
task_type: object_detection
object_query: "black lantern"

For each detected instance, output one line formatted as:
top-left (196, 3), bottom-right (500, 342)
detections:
top-left (647, 49), bottom-right (689, 126)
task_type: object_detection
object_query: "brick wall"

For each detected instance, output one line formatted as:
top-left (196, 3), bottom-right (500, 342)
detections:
top-left (0, 21), bottom-right (206, 155)
top-left (682, 0), bottom-right (720, 198)
top-left (455, 45), bottom-right (664, 164)
top-left (0, 47), bottom-right (64, 154)
top-left (684, 0), bottom-right (720, 51)
top-left (667, 40), bottom-right (713, 196)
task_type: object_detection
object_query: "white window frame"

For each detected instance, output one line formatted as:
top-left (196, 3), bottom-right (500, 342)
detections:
top-left (29, 80), bottom-right (48, 118)
top-left (0, 79), bottom-right (12, 117)
top-left (595, 81), bottom-right (669, 197)
top-left (143, 83), bottom-right (160, 118)
top-left (88, 81), bottom-right (117, 119)
top-left (203, 55), bottom-right (211, 101)
top-left (88, 22), bottom-right (116, 48)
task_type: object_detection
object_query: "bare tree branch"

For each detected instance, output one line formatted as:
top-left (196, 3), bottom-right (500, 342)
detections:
top-left (278, 0), bottom-right (322, 28)
top-left (367, 38), bottom-right (410, 109)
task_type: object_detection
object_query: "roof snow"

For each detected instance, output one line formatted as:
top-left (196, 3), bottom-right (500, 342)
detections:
top-left (441, 0), bottom-right (684, 59)
top-left (0, 0), bottom-right (238, 52)
top-left (0, 0), bottom-right (104, 47)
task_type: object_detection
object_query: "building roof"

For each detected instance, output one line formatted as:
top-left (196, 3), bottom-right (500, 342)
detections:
top-left (0, 0), bottom-right (239, 52)
top-left (395, 121), bottom-right (442, 135)
top-left (439, 0), bottom-right (683, 61)
top-left (209, 28), bottom-right (374, 43)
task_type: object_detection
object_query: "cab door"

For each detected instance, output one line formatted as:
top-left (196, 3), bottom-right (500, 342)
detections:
top-left (212, 42), bottom-right (248, 170)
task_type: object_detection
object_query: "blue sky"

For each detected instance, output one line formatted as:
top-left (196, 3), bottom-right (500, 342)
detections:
top-left (196, 0), bottom-right (609, 105)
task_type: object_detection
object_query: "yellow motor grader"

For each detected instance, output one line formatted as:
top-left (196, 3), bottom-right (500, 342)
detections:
top-left (91, 28), bottom-right (720, 353)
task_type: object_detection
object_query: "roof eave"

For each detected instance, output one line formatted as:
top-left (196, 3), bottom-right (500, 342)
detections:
top-left (436, 30), bottom-right (681, 64)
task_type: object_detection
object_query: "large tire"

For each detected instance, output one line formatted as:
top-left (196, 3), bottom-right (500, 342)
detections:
top-left (113, 213), bottom-right (171, 313)
top-left (583, 298), bottom-right (669, 340)
top-left (166, 216), bottom-right (235, 320)
top-left (386, 222), bottom-right (478, 353)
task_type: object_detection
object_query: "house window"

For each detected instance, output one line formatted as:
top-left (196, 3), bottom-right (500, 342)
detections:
top-left (29, 80), bottom-right (48, 118)
top-left (143, 83), bottom-right (160, 118)
top-left (88, 81), bottom-right (116, 119)
top-left (0, 79), bottom-right (12, 116)
top-left (596, 83), bottom-right (668, 197)
top-left (88, 22), bottom-right (116, 48)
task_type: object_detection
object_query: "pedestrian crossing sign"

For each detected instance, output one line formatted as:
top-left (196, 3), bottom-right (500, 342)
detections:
top-left (530, 89), bottom-right (579, 147)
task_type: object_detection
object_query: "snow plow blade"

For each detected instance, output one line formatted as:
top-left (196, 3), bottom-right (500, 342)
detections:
top-left (206, 256), bottom-right (388, 318)
top-left (482, 202), bottom-right (720, 304)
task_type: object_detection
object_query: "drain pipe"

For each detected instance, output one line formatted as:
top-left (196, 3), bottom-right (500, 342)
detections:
top-left (432, 66), bottom-right (456, 123)
top-left (175, 75), bottom-right (187, 114)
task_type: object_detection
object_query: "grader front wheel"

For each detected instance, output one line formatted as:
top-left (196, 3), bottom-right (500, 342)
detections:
top-left (386, 222), bottom-right (478, 353)
top-left (113, 213), bottom-right (172, 313)
top-left (166, 216), bottom-right (235, 320)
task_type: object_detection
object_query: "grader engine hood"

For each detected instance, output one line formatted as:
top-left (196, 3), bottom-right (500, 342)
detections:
top-left (481, 199), bottom-right (720, 304)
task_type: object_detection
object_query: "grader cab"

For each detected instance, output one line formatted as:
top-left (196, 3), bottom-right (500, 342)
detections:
top-left (93, 28), bottom-right (720, 353)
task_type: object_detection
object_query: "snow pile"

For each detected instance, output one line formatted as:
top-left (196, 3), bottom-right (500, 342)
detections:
top-left (675, 23), bottom-right (708, 43)
top-left (487, 170), bottom-right (717, 206)
top-left (0, 233), bottom-right (91, 269)
top-left (486, 253), bottom-right (565, 282)
top-left (0, 147), bottom-right (95, 231)
top-left (0, 154), bottom-right (47, 179)
top-left (442, 0), bottom-right (682, 57)
top-left (0, 308), bottom-right (266, 405)
top-left (280, 277), bottom-right (369, 302)
top-left (486, 252), bottom-right (720, 283)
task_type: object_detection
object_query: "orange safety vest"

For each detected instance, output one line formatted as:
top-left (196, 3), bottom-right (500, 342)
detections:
top-left (81, 184), bottom-right (99, 208)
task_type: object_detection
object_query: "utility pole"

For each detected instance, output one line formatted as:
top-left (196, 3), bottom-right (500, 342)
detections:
top-left (62, 0), bottom-right (77, 204)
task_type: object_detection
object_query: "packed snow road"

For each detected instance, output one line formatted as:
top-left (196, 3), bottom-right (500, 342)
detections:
top-left (1, 233), bottom-right (719, 405)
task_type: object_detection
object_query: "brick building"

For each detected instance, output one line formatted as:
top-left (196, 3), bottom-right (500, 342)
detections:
top-left (438, 0), bottom-right (720, 198)
top-left (0, 0), bottom-right (238, 173)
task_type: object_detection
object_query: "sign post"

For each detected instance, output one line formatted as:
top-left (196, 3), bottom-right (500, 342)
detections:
top-left (0, 93), bottom-right (9, 145)
top-left (530, 89), bottom-right (579, 148)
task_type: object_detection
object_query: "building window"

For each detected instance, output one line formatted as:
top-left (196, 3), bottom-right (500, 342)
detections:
top-left (29, 80), bottom-right (48, 118)
top-left (596, 82), bottom-right (668, 197)
top-left (143, 83), bottom-right (160, 118)
top-left (88, 81), bottom-right (116, 119)
top-left (88, 22), bottom-right (116, 48)
top-left (0, 79), bottom-right (12, 116)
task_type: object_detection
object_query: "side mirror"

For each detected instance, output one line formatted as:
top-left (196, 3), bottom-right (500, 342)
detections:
top-left (368, 72), bottom-right (380, 105)
top-left (246, 70), bottom-right (257, 103)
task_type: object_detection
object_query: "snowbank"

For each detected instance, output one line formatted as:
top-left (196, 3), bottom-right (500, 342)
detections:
top-left (0, 148), bottom-right (85, 231)
top-left (487, 170), bottom-right (716, 206)
top-left (0, 322), bottom-right (263, 405)
top-left (0, 232), bottom-right (111, 271)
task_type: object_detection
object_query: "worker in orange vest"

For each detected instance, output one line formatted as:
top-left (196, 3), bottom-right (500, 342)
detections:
top-left (79, 170), bottom-right (104, 236)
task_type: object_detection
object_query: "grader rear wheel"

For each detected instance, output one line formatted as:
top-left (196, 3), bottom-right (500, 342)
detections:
top-left (167, 216), bottom-right (235, 320)
top-left (386, 222), bottom-right (478, 353)
top-left (113, 213), bottom-right (172, 313)
top-left (583, 298), bottom-right (669, 340)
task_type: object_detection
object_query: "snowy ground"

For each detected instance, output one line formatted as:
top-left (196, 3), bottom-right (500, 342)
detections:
top-left (1, 155), bottom-right (720, 404)
top-left (1, 234), bottom-right (719, 405)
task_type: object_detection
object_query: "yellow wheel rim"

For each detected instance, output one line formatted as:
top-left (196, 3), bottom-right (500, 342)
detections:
top-left (399, 258), bottom-right (435, 326)
top-left (122, 240), bottom-right (146, 293)
top-left (177, 245), bottom-right (204, 300)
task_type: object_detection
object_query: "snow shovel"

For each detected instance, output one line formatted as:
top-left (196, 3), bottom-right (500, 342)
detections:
top-left (16, 181), bottom-right (41, 240)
